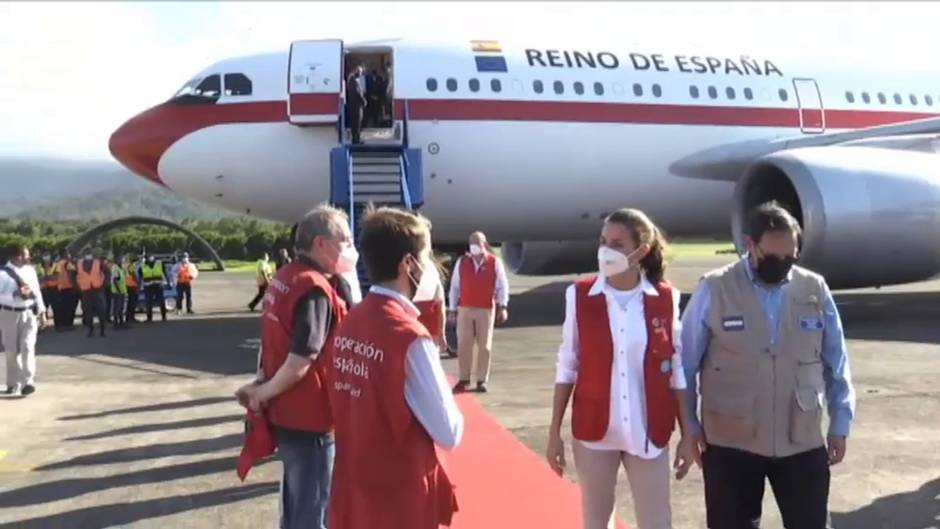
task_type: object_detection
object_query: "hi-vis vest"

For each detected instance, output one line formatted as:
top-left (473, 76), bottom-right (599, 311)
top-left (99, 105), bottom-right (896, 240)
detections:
top-left (572, 276), bottom-right (678, 449)
top-left (110, 265), bottom-right (128, 295)
top-left (40, 264), bottom-right (57, 289)
top-left (328, 293), bottom-right (458, 529)
top-left (457, 254), bottom-right (498, 309)
top-left (56, 259), bottom-right (75, 290)
top-left (177, 263), bottom-right (194, 284)
top-left (260, 261), bottom-right (347, 432)
top-left (700, 259), bottom-right (828, 458)
top-left (76, 259), bottom-right (105, 292)
top-left (125, 264), bottom-right (139, 288)
top-left (141, 262), bottom-right (164, 285)
top-left (257, 260), bottom-right (274, 286)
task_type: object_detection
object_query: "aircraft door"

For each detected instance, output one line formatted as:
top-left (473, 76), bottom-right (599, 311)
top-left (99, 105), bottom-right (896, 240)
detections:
top-left (792, 78), bottom-right (825, 134)
top-left (288, 39), bottom-right (344, 124)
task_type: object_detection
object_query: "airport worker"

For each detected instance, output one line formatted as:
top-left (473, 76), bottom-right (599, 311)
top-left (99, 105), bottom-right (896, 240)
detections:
top-left (101, 255), bottom-right (114, 323)
top-left (109, 255), bottom-right (129, 329)
top-left (326, 206), bottom-right (463, 529)
top-left (173, 252), bottom-right (199, 314)
top-left (124, 254), bottom-right (140, 324)
top-left (677, 201), bottom-right (856, 529)
top-left (38, 253), bottom-right (57, 320)
top-left (234, 204), bottom-right (356, 529)
top-left (53, 250), bottom-right (78, 331)
top-left (140, 254), bottom-right (168, 322)
top-left (447, 230), bottom-right (510, 393)
top-left (545, 209), bottom-right (691, 529)
top-left (76, 250), bottom-right (108, 338)
top-left (1, 244), bottom-right (46, 396)
top-left (248, 252), bottom-right (274, 312)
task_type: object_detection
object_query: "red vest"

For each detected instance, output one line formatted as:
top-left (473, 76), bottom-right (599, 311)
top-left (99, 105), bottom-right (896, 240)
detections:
top-left (414, 298), bottom-right (443, 337)
top-left (328, 293), bottom-right (458, 529)
top-left (260, 261), bottom-right (347, 433)
top-left (571, 276), bottom-right (678, 449)
top-left (458, 254), bottom-right (497, 309)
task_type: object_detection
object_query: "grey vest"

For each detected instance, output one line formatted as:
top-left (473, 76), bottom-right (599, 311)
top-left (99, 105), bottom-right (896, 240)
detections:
top-left (701, 259), bottom-right (827, 458)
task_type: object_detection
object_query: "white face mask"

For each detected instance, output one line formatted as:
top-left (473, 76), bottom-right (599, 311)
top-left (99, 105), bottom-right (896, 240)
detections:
top-left (84, 254), bottom-right (93, 261)
top-left (335, 244), bottom-right (359, 274)
top-left (597, 246), bottom-right (640, 277)
top-left (410, 258), bottom-right (441, 303)
top-left (469, 244), bottom-right (484, 257)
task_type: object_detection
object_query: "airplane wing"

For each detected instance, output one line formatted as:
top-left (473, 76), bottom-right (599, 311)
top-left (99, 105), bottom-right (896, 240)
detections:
top-left (670, 116), bottom-right (940, 181)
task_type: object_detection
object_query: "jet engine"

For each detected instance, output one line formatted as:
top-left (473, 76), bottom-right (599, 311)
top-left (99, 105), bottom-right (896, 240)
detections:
top-left (502, 240), bottom-right (599, 276)
top-left (733, 146), bottom-right (940, 288)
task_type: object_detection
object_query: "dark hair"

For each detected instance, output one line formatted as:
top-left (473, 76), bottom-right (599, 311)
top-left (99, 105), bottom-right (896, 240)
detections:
top-left (605, 208), bottom-right (668, 283)
top-left (359, 206), bottom-right (430, 284)
top-left (746, 201), bottom-right (802, 243)
top-left (5, 243), bottom-right (27, 262)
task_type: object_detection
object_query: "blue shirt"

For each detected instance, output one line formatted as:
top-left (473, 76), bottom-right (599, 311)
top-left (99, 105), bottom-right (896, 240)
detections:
top-left (680, 258), bottom-right (856, 438)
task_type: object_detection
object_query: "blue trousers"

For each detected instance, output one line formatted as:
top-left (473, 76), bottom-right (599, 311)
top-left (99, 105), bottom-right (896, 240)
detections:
top-left (276, 429), bottom-right (335, 529)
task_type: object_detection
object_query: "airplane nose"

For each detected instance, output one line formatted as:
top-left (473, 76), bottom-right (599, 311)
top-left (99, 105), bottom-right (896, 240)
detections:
top-left (109, 107), bottom-right (167, 187)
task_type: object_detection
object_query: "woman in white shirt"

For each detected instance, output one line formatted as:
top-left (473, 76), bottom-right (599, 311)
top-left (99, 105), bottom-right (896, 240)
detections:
top-left (545, 208), bottom-right (696, 529)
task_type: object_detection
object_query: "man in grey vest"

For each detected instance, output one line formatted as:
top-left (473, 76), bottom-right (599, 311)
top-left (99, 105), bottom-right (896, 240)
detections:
top-left (676, 202), bottom-right (855, 529)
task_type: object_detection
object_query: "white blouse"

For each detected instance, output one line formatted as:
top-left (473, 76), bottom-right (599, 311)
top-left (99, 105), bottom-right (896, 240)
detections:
top-left (555, 276), bottom-right (686, 458)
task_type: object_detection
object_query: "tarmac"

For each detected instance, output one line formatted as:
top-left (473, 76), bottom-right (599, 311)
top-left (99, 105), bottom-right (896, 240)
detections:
top-left (0, 254), bottom-right (938, 529)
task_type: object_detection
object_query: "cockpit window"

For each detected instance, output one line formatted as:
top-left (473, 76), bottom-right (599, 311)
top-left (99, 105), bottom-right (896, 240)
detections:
top-left (224, 73), bottom-right (252, 96)
top-left (169, 74), bottom-right (221, 104)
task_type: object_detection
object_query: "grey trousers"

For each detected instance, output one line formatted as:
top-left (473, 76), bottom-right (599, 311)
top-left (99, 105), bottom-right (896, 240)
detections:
top-left (1, 309), bottom-right (38, 390)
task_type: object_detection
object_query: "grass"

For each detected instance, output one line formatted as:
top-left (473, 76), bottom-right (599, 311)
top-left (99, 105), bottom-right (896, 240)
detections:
top-left (666, 239), bottom-right (737, 259)
top-left (196, 260), bottom-right (257, 272)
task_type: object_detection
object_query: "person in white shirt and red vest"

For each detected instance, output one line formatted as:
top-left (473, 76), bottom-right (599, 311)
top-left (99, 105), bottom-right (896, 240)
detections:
top-left (545, 209), bottom-right (696, 529)
top-left (327, 206), bottom-right (463, 529)
top-left (447, 231), bottom-right (509, 393)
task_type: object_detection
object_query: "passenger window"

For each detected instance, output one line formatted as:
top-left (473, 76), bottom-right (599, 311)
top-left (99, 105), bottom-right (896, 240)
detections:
top-left (878, 93), bottom-right (887, 104)
top-left (894, 93), bottom-right (902, 104)
top-left (744, 87), bottom-right (754, 100)
top-left (726, 87), bottom-right (736, 100)
top-left (652, 84), bottom-right (662, 97)
top-left (910, 94), bottom-right (918, 105)
top-left (491, 79), bottom-right (502, 93)
top-left (469, 78), bottom-right (480, 92)
top-left (862, 92), bottom-right (870, 104)
top-left (533, 80), bottom-right (544, 94)
top-left (845, 91), bottom-right (854, 103)
top-left (194, 74), bottom-right (221, 98)
top-left (779, 88), bottom-right (789, 102)
top-left (926, 95), bottom-right (934, 106)
top-left (689, 86), bottom-right (700, 99)
top-left (574, 81), bottom-right (585, 95)
top-left (707, 86), bottom-right (718, 99)
top-left (633, 83), bottom-right (643, 96)
top-left (446, 78), bottom-right (458, 92)
top-left (593, 82), bottom-right (604, 95)
top-left (554, 81), bottom-right (564, 95)
top-left (426, 78), bottom-right (438, 92)
top-left (223, 73), bottom-right (252, 96)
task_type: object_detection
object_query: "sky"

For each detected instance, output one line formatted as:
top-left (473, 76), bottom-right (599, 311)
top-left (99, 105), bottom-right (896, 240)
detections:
top-left (0, 1), bottom-right (938, 161)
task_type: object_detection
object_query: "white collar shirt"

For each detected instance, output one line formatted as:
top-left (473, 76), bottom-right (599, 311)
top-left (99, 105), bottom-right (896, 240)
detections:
top-left (555, 275), bottom-right (686, 458)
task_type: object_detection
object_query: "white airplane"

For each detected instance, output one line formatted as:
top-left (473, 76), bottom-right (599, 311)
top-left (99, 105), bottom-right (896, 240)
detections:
top-left (109, 37), bottom-right (940, 289)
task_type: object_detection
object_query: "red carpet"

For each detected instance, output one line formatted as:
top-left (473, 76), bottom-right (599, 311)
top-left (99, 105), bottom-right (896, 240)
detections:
top-left (444, 392), bottom-right (629, 529)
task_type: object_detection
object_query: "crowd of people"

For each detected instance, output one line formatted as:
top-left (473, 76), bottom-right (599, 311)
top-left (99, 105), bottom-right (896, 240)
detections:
top-left (233, 200), bottom-right (856, 529)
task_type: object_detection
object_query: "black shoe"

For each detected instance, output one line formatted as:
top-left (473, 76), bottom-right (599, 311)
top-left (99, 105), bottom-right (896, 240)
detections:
top-left (4, 386), bottom-right (15, 395)
top-left (187, 310), bottom-right (194, 314)
top-left (21, 385), bottom-right (35, 396)
top-left (476, 382), bottom-right (488, 393)
top-left (248, 304), bottom-right (255, 312)
top-left (452, 380), bottom-right (470, 394)
top-left (87, 331), bottom-right (94, 338)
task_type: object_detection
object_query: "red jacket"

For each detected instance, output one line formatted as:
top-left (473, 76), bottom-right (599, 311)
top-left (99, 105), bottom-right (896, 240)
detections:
top-left (327, 293), bottom-right (458, 529)
top-left (571, 276), bottom-right (678, 449)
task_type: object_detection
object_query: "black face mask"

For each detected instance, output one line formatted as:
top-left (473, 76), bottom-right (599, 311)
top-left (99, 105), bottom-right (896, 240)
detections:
top-left (756, 254), bottom-right (795, 284)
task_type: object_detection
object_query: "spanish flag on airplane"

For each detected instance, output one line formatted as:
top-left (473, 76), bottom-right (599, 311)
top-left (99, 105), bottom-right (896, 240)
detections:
top-left (471, 39), bottom-right (508, 72)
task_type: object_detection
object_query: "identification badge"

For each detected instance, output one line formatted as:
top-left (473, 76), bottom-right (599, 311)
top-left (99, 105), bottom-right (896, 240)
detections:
top-left (721, 316), bottom-right (745, 332)
top-left (800, 317), bottom-right (824, 331)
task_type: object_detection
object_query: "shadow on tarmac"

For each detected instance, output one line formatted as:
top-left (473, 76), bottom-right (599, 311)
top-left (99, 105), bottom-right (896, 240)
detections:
top-left (0, 481), bottom-right (279, 529)
top-left (64, 414), bottom-right (244, 441)
top-left (831, 477), bottom-right (940, 529)
top-left (35, 433), bottom-right (242, 471)
top-left (58, 396), bottom-right (234, 421)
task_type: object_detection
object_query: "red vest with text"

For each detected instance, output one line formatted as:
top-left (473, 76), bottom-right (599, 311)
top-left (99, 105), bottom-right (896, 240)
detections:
top-left (414, 298), bottom-right (443, 337)
top-left (261, 261), bottom-right (347, 433)
top-left (328, 293), bottom-right (458, 529)
top-left (458, 254), bottom-right (497, 309)
top-left (571, 276), bottom-right (678, 448)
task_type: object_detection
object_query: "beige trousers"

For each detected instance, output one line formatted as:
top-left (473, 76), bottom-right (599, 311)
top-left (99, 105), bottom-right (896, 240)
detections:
top-left (1, 310), bottom-right (38, 390)
top-left (572, 440), bottom-right (672, 529)
top-left (456, 307), bottom-right (494, 383)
